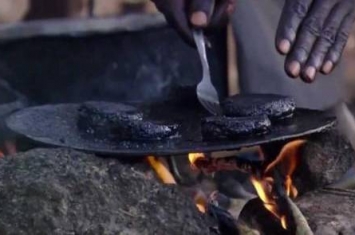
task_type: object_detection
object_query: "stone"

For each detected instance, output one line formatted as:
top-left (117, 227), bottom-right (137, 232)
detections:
top-left (0, 148), bottom-right (213, 235)
top-left (296, 188), bottom-right (355, 235)
top-left (293, 128), bottom-right (355, 194)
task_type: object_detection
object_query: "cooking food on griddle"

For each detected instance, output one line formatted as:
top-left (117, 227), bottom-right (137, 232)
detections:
top-left (201, 115), bottom-right (271, 140)
top-left (78, 101), bottom-right (143, 137)
top-left (77, 101), bottom-right (179, 141)
top-left (221, 94), bottom-right (296, 121)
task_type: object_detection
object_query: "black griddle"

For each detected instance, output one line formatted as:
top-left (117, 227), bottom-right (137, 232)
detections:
top-left (5, 103), bottom-right (335, 156)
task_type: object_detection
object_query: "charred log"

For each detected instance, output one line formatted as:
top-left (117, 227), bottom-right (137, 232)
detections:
top-left (207, 203), bottom-right (240, 235)
top-left (238, 198), bottom-right (290, 235)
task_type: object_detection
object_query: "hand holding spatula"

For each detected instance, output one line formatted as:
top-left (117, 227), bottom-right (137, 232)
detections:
top-left (151, 0), bottom-right (236, 45)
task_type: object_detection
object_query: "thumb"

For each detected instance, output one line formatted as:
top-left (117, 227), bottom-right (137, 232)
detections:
top-left (189, 0), bottom-right (216, 28)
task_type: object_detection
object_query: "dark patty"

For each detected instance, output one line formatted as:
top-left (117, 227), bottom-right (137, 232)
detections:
top-left (221, 94), bottom-right (296, 121)
top-left (201, 115), bottom-right (271, 140)
top-left (77, 101), bottom-right (179, 141)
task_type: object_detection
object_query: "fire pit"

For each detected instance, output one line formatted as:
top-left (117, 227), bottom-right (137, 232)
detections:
top-left (2, 102), bottom-right (354, 234)
top-left (3, 96), bottom-right (347, 234)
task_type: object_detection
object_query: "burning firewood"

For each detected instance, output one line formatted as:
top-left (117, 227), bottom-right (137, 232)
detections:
top-left (238, 198), bottom-right (291, 235)
top-left (188, 140), bottom-right (306, 230)
top-left (188, 152), bottom-right (263, 175)
top-left (207, 202), bottom-right (260, 235)
top-left (238, 195), bottom-right (313, 235)
top-left (146, 156), bottom-right (176, 184)
top-left (285, 197), bottom-right (313, 235)
top-left (148, 128), bottom-right (354, 234)
top-left (207, 203), bottom-right (241, 234)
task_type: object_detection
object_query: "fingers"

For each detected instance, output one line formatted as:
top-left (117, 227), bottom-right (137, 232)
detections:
top-left (189, 0), bottom-right (216, 27)
top-left (302, 3), bottom-right (351, 81)
top-left (189, 0), bottom-right (235, 29)
top-left (154, 0), bottom-right (194, 45)
top-left (276, 0), bottom-right (314, 54)
top-left (322, 12), bottom-right (355, 74)
top-left (277, 0), bottom-right (355, 83)
top-left (284, 0), bottom-right (337, 81)
top-left (152, 0), bottom-right (235, 47)
top-left (209, 0), bottom-right (236, 28)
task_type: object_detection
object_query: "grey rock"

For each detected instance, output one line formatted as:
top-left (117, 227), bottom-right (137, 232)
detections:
top-left (294, 128), bottom-right (355, 194)
top-left (0, 148), bottom-right (213, 235)
top-left (296, 188), bottom-right (355, 235)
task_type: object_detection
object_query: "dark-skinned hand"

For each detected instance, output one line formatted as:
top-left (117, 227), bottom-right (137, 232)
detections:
top-left (151, 0), bottom-right (236, 45)
top-left (276, 0), bottom-right (355, 83)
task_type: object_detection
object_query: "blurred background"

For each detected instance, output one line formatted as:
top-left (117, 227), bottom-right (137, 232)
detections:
top-left (0, 0), bottom-right (158, 21)
top-left (0, 0), bottom-right (354, 101)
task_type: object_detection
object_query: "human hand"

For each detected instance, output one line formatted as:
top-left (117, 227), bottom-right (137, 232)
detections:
top-left (276, 0), bottom-right (355, 82)
top-left (151, 0), bottom-right (236, 45)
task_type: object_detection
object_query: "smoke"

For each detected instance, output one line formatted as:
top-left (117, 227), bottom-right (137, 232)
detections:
top-left (127, 63), bottom-right (173, 102)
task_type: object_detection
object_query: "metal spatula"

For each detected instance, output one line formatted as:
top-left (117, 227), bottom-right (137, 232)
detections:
top-left (193, 30), bottom-right (222, 115)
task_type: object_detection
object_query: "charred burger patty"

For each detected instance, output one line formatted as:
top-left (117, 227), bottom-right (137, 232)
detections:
top-left (78, 101), bottom-right (179, 141)
top-left (201, 115), bottom-right (271, 140)
top-left (221, 94), bottom-right (296, 121)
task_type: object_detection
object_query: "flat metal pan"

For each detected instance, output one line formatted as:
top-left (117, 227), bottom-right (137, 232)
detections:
top-left (6, 103), bottom-right (335, 156)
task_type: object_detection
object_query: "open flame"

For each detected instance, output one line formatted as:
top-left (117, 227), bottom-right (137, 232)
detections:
top-left (251, 140), bottom-right (306, 229)
top-left (188, 153), bottom-right (205, 170)
top-left (149, 139), bottom-right (305, 228)
top-left (187, 140), bottom-right (306, 230)
top-left (146, 156), bottom-right (176, 184)
top-left (193, 190), bottom-right (207, 213)
top-left (147, 156), bottom-right (207, 213)
top-left (188, 152), bottom-right (260, 174)
top-left (250, 176), bottom-right (279, 216)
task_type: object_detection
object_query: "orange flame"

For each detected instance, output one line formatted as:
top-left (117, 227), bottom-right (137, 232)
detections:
top-left (193, 190), bottom-right (207, 213)
top-left (281, 216), bottom-right (287, 229)
top-left (147, 156), bottom-right (176, 184)
top-left (264, 140), bottom-right (305, 177)
top-left (188, 153), bottom-right (205, 169)
top-left (250, 176), bottom-right (280, 218)
top-left (251, 139), bottom-right (306, 229)
top-left (147, 156), bottom-right (206, 213)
